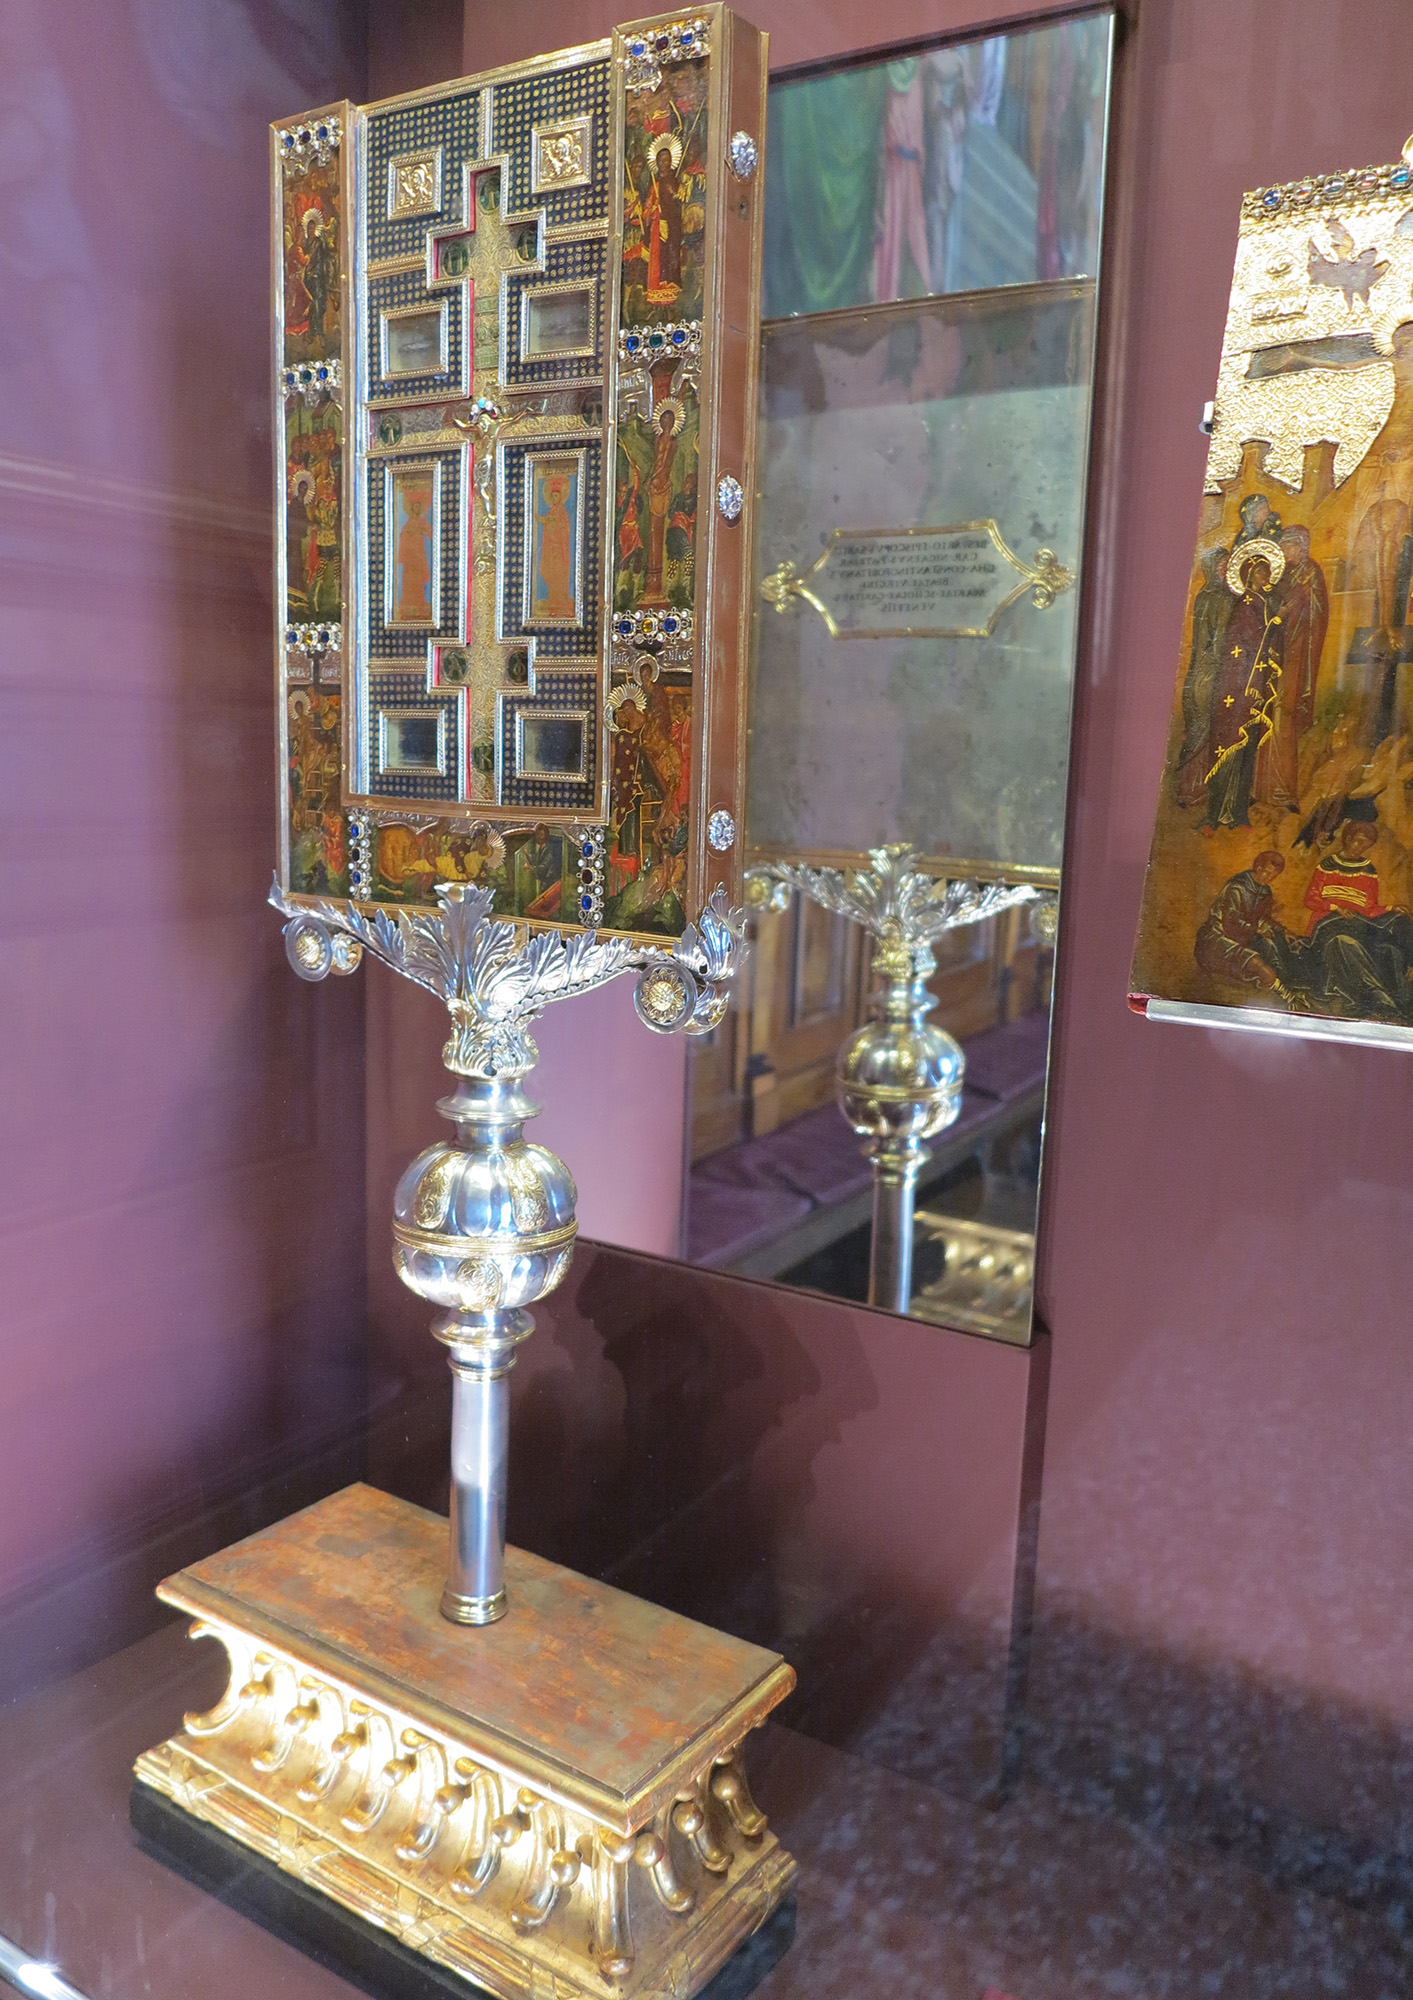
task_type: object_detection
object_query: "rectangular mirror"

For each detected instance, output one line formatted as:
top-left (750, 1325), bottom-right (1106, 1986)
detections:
top-left (682, 10), bottom-right (1114, 1342)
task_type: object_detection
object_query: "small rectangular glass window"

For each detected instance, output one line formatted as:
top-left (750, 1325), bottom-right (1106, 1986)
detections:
top-left (517, 712), bottom-right (587, 779)
top-left (383, 306), bottom-right (446, 377)
top-left (523, 286), bottom-right (596, 359)
top-left (379, 710), bottom-right (446, 774)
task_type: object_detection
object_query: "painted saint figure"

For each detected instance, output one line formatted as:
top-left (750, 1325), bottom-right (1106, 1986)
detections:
top-left (302, 211), bottom-right (337, 342)
top-left (533, 466), bottom-right (577, 620)
top-left (1347, 496), bottom-right (1413, 749)
top-left (1200, 548), bottom-right (1285, 830)
top-left (289, 468), bottom-right (317, 607)
top-left (395, 485), bottom-right (433, 621)
top-left (1233, 491), bottom-right (1282, 548)
top-left (644, 404), bottom-right (680, 604)
top-left (1267, 818), bottom-right (1413, 1020)
top-left (644, 135), bottom-right (684, 302)
top-left (1175, 544), bottom-right (1232, 807)
top-left (1258, 523), bottom-right (1328, 808)
top-left (515, 823), bottom-right (564, 920)
top-left (874, 58), bottom-right (931, 303)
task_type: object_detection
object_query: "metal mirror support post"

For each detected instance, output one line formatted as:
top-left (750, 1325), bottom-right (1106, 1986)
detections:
top-left (749, 848), bottom-right (1036, 1313)
top-left (271, 878), bottom-right (742, 1624)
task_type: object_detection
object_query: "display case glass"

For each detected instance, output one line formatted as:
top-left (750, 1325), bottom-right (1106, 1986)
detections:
top-left (6, 4), bottom-right (1412, 2000)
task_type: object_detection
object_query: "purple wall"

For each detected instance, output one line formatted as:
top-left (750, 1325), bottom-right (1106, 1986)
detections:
top-left (0, 0), bottom-right (370, 1694)
top-left (1031, 0), bottom-right (1413, 1855)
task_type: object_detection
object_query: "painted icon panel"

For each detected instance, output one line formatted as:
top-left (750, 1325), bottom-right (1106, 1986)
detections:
top-left (523, 451), bottom-right (586, 628)
top-left (622, 60), bottom-right (708, 324)
top-left (614, 397), bottom-right (698, 617)
top-left (285, 400), bottom-right (342, 625)
top-left (384, 463), bottom-right (440, 628)
top-left (1130, 146), bottom-right (1413, 1044)
top-left (282, 156), bottom-right (341, 363)
top-left (604, 681), bottom-right (692, 934)
top-left (370, 819), bottom-right (581, 926)
top-left (287, 689), bottom-right (348, 896)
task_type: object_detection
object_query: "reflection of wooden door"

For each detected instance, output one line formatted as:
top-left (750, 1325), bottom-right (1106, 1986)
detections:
top-left (690, 892), bottom-right (869, 1160)
top-left (927, 907), bottom-right (1053, 1039)
top-left (752, 894), bottom-right (869, 1135)
top-left (689, 892), bottom-right (1054, 1164)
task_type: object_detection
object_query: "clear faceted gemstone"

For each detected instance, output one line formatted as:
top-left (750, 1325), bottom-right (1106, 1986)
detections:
top-left (707, 807), bottom-right (736, 853)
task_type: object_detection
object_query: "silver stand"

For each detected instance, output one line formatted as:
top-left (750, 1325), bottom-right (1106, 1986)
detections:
top-left (274, 879), bottom-right (741, 1622)
top-left (750, 847), bottom-right (1036, 1314)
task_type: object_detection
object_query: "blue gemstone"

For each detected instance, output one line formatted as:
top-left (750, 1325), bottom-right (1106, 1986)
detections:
top-left (629, 38), bottom-right (645, 54)
top-left (316, 124), bottom-right (328, 139)
top-left (1262, 188), bottom-right (1281, 210)
top-left (662, 615), bottom-right (677, 632)
top-left (1394, 167), bottom-right (1411, 188)
top-left (681, 28), bottom-right (694, 43)
top-left (315, 365), bottom-right (328, 380)
top-left (582, 841), bottom-right (593, 856)
top-left (625, 332), bottom-right (640, 353)
top-left (670, 327), bottom-right (686, 344)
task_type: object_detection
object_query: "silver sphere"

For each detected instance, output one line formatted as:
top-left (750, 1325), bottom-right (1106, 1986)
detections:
top-left (837, 1016), bottom-right (964, 1148)
top-left (392, 1137), bottom-right (577, 1317)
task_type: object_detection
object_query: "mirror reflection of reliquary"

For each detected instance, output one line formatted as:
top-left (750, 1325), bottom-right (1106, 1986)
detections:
top-left (276, 8), bottom-right (764, 944)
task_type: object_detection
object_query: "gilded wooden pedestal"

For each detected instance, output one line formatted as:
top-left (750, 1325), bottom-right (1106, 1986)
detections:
top-left (134, 1485), bottom-right (796, 1999)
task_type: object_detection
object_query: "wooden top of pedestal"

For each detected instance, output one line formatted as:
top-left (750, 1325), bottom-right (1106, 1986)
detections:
top-left (157, 1484), bottom-right (793, 1831)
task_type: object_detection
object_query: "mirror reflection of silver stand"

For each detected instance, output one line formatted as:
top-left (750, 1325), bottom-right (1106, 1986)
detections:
top-left (747, 846), bottom-right (1037, 1314)
top-left (271, 877), bottom-right (741, 1622)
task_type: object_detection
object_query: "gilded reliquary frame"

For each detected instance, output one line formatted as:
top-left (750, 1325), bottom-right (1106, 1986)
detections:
top-left (271, 8), bottom-right (768, 944)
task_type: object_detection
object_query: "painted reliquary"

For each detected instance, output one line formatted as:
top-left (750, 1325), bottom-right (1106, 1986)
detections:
top-left (272, 10), bottom-right (766, 944)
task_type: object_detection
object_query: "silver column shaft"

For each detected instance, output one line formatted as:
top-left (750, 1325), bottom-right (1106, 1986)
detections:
top-left (868, 1147), bottom-right (924, 1313)
top-left (443, 1331), bottom-right (521, 1624)
top-left (837, 937), bottom-right (964, 1320)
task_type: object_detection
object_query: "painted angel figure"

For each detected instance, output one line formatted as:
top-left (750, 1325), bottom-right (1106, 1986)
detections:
top-left (644, 130), bottom-right (686, 303)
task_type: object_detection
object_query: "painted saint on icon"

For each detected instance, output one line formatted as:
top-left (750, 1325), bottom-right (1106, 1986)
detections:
top-left (393, 475), bottom-right (434, 621)
top-left (644, 135), bottom-right (684, 302)
top-left (531, 461), bottom-right (579, 620)
top-left (645, 404), bottom-right (681, 603)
